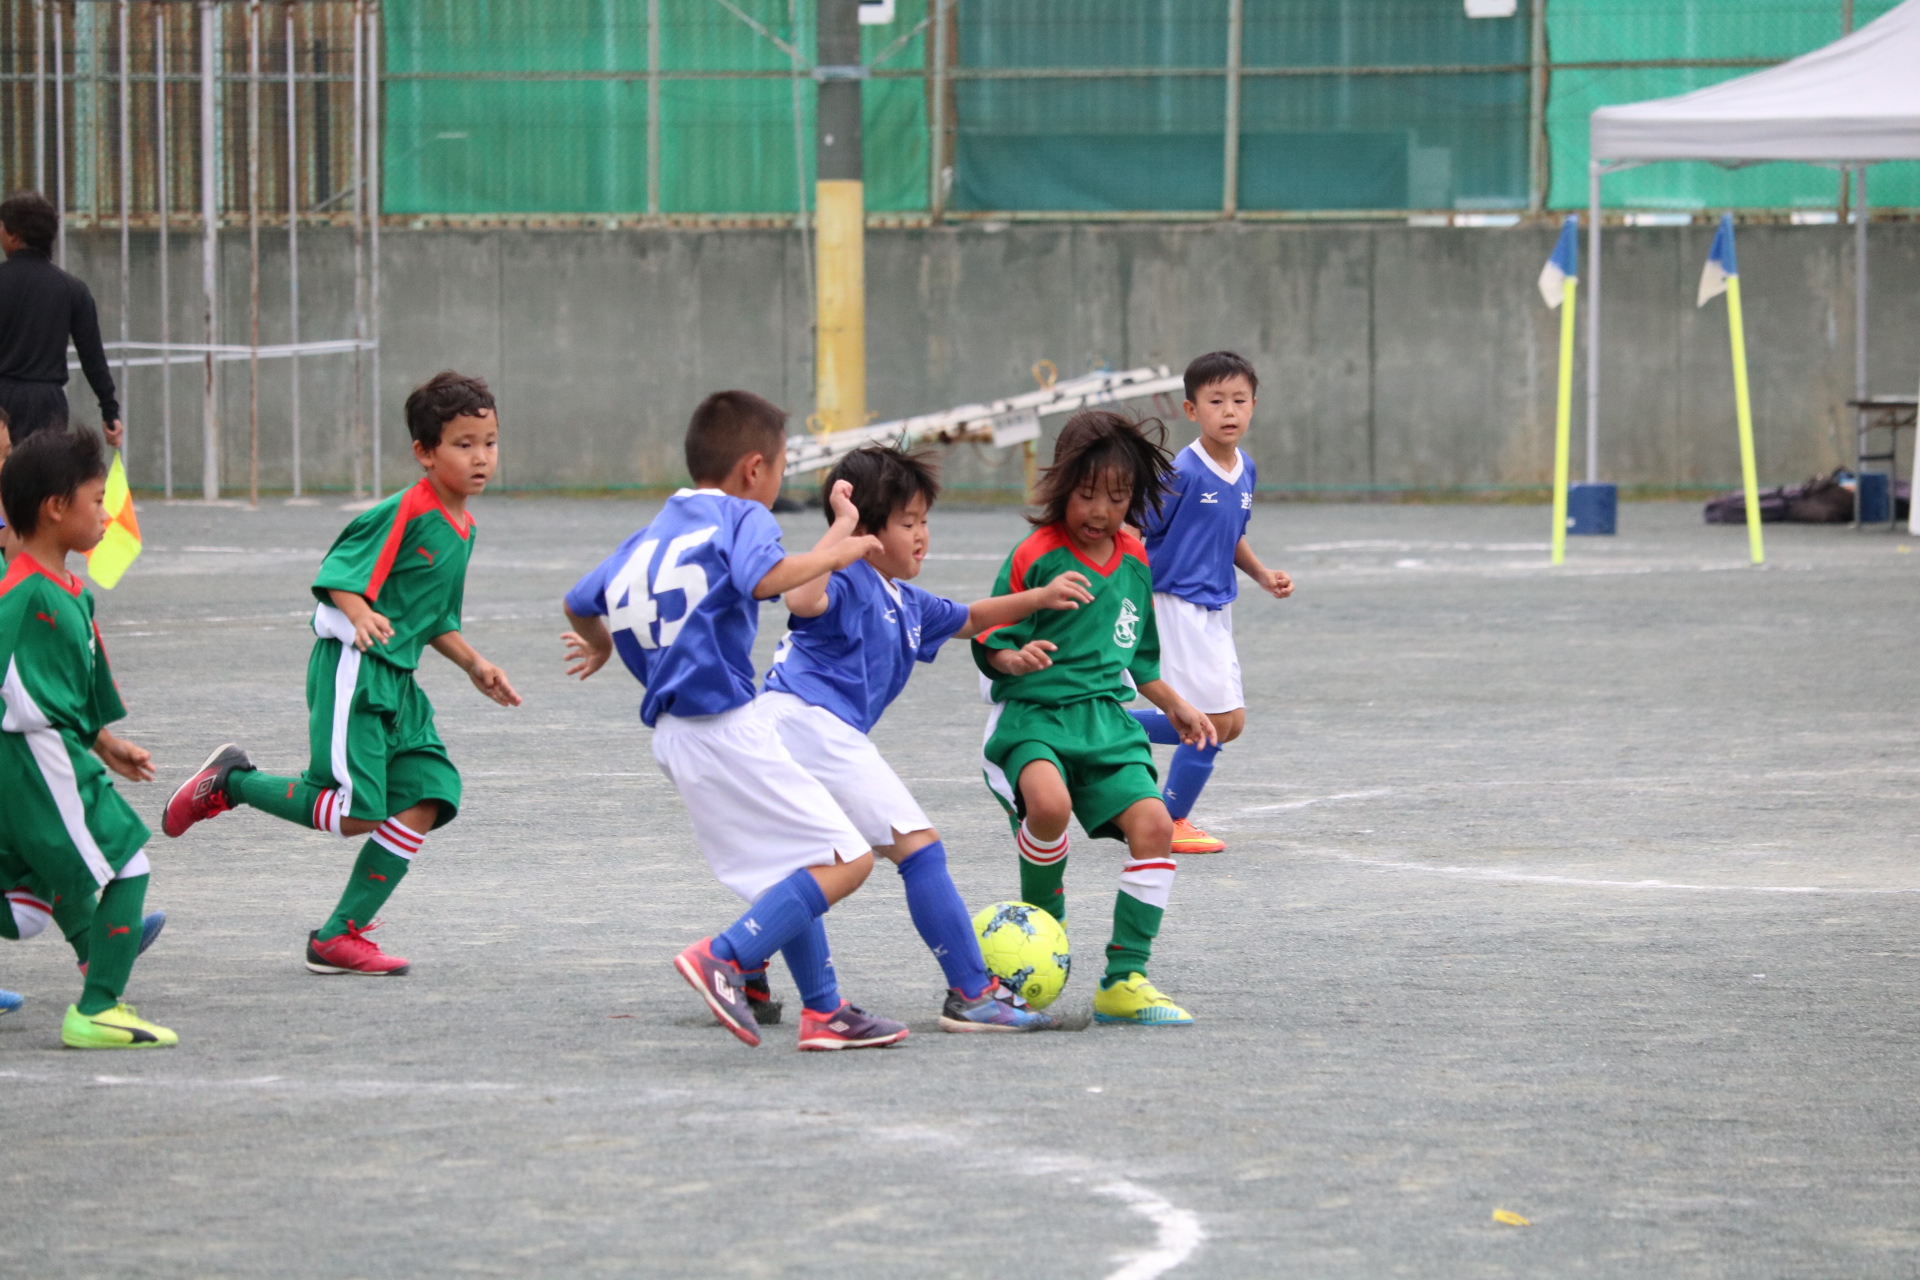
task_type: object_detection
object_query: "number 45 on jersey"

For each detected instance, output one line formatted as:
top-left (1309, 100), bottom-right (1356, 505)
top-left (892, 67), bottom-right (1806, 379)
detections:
top-left (607, 526), bottom-right (717, 649)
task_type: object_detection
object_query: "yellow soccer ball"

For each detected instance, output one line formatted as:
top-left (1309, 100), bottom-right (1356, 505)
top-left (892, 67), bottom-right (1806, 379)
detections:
top-left (971, 901), bottom-right (1071, 1010)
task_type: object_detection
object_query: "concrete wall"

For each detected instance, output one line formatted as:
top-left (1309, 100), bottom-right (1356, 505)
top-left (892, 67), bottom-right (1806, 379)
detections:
top-left (60, 221), bottom-right (1920, 496)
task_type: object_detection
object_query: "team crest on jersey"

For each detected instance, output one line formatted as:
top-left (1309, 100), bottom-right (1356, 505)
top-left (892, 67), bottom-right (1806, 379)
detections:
top-left (1241, 490), bottom-right (1253, 509)
top-left (1114, 598), bottom-right (1140, 648)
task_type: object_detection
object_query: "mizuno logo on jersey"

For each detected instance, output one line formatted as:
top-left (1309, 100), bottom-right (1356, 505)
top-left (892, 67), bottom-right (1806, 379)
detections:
top-left (1200, 491), bottom-right (1219, 504)
top-left (1114, 598), bottom-right (1140, 648)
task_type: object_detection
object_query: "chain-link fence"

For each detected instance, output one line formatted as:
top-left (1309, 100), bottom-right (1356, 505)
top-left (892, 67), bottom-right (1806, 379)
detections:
top-left (2, 0), bottom-right (1916, 226)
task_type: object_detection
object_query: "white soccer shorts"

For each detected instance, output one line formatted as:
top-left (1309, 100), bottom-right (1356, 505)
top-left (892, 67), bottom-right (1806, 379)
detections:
top-left (759, 691), bottom-right (933, 848)
top-left (651, 700), bottom-right (871, 903)
top-left (1151, 593), bottom-right (1243, 714)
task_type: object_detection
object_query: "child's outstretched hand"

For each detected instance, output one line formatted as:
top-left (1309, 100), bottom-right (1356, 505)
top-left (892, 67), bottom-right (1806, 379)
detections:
top-left (1253, 566), bottom-right (1293, 600)
top-left (1165, 698), bottom-right (1218, 748)
top-left (562, 629), bottom-right (610, 680)
top-left (827, 478), bottom-right (859, 528)
top-left (828, 534), bottom-right (883, 571)
top-left (1038, 571), bottom-right (1094, 611)
top-left (990, 639), bottom-right (1057, 676)
top-left (93, 730), bottom-right (155, 782)
top-left (468, 658), bottom-right (522, 707)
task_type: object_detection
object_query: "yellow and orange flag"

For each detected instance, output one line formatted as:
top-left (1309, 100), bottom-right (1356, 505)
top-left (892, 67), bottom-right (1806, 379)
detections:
top-left (85, 451), bottom-right (142, 589)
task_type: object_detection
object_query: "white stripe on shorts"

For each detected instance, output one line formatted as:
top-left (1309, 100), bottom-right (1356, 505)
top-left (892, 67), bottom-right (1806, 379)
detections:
top-left (2, 657), bottom-right (116, 888)
top-left (313, 603), bottom-right (362, 824)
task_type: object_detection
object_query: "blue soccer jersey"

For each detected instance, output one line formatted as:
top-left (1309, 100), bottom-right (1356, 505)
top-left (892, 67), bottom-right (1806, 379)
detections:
top-left (1141, 441), bottom-right (1256, 609)
top-left (765, 559), bottom-right (971, 735)
top-left (565, 488), bottom-right (788, 726)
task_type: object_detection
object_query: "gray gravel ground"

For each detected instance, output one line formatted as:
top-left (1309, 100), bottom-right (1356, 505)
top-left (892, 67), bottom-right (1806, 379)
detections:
top-left (4, 497), bottom-right (1919, 1279)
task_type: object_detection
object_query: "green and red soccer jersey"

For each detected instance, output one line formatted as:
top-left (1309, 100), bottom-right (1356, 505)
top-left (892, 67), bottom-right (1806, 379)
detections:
top-left (0, 555), bottom-right (126, 746)
top-left (972, 523), bottom-right (1160, 706)
top-left (311, 477), bottom-right (475, 670)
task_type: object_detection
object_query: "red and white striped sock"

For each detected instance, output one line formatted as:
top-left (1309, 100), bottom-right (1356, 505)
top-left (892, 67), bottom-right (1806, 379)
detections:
top-left (311, 787), bottom-right (348, 837)
top-left (370, 818), bottom-right (427, 862)
top-left (1118, 855), bottom-right (1178, 910)
top-left (5, 888), bottom-right (52, 940)
top-left (1016, 821), bottom-right (1069, 866)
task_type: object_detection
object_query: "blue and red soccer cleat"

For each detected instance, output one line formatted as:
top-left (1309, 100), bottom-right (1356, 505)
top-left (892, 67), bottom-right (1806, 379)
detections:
top-left (938, 978), bottom-right (1060, 1033)
top-left (798, 1000), bottom-right (910, 1051)
top-left (161, 744), bottom-right (254, 838)
top-left (673, 938), bottom-right (760, 1047)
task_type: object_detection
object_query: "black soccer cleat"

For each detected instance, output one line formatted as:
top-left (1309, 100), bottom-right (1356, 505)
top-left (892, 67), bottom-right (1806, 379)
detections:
top-left (743, 969), bottom-right (783, 1025)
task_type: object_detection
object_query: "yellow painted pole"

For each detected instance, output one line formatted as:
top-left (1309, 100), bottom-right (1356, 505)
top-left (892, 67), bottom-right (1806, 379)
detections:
top-left (814, 178), bottom-right (866, 434)
top-left (1725, 274), bottom-right (1764, 565)
top-left (1551, 276), bottom-right (1578, 566)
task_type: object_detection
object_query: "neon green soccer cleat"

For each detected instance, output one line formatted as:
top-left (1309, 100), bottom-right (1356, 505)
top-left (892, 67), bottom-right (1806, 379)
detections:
top-left (61, 1003), bottom-right (179, 1049)
top-left (1092, 974), bottom-right (1193, 1027)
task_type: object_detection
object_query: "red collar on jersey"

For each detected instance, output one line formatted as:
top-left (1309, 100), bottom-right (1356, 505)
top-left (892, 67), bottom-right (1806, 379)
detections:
top-left (1008, 523), bottom-right (1146, 589)
top-left (0, 552), bottom-right (83, 599)
top-left (362, 478), bottom-right (474, 602)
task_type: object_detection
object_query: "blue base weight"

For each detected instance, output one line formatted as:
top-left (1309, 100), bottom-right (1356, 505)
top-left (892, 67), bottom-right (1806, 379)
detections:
top-left (1567, 482), bottom-right (1617, 536)
top-left (1857, 472), bottom-right (1890, 524)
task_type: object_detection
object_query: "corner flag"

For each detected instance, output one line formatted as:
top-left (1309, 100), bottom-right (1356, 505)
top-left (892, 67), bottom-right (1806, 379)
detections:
top-left (85, 452), bottom-right (143, 588)
top-left (1537, 215), bottom-right (1579, 308)
top-left (1697, 212), bottom-right (1737, 307)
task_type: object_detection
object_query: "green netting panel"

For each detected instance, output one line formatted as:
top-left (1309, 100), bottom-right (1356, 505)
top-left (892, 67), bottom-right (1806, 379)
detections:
top-left (382, 0), bottom-right (926, 216)
top-left (1546, 0), bottom-right (1920, 210)
top-left (952, 0), bottom-right (1530, 213)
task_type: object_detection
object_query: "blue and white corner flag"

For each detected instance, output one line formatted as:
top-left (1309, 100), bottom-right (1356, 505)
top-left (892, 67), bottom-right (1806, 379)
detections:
top-left (1537, 215), bottom-right (1579, 308)
top-left (1697, 212), bottom-right (1738, 307)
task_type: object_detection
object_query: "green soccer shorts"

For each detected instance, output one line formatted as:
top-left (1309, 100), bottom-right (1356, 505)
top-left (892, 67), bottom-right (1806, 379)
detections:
top-left (982, 697), bottom-right (1160, 841)
top-left (303, 638), bottom-right (461, 828)
top-left (0, 729), bottom-right (150, 904)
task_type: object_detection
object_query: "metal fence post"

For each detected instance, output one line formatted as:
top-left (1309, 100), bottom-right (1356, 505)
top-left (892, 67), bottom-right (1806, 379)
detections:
top-left (1528, 0), bottom-right (1545, 216)
top-left (287, 0), bottom-right (301, 496)
top-left (118, 0), bottom-right (131, 453)
top-left (200, 0), bottom-right (218, 500)
top-left (1222, 0), bottom-right (1241, 219)
top-left (350, 0), bottom-right (365, 496)
top-left (35, 0), bottom-right (46, 190)
top-left (368, 0), bottom-right (382, 499)
top-left (929, 0), bottom-right (946, 221)
top-left (248, 0), bottom-right (261, 508)
top-left (156, 0), bottom-right (172, 499)
top-left (54, 1), bottom-right (66, 265)
top-left (647, 0), bottom-right (660, 216)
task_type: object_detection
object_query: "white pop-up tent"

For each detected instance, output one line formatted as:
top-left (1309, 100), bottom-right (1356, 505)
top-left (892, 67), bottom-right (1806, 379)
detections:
top-left (1582, 0), bottom-right (1920, 492)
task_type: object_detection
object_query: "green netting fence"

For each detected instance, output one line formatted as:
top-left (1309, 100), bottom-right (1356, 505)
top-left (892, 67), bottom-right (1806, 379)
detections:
top-left (379, 0), bottom-right (1919, 218)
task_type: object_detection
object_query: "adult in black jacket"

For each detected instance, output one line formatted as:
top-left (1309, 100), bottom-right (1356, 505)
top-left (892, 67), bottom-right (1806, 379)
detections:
top-left (0, 191), bottom-right (121, 448)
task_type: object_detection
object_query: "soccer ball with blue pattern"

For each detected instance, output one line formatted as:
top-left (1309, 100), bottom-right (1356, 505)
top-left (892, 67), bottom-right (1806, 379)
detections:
top-left (971, 901), bottom-right (1070, 1010)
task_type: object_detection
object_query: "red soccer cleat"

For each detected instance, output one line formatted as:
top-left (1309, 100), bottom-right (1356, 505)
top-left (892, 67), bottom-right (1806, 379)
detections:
top-left (161, 743), bottom-right (254, 838)
top-left (673, 938), bottom-right (761, 1047)
top-left (305, 921), bottom-right (410, 976)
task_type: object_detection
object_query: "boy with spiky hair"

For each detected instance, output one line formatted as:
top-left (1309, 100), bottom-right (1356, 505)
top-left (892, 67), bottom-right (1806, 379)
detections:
top-left (760, 445), bottom-right (1092, 1031)
top-left (1130, 351), bottom-right (1292, 854)
top-left (0, 425), bottom-right (171, 1047)
top-left (975, 411), bottom-right (1216, 1026)
top-left (162, 371), bottom-right (521, 976)
top-left (563, 391), bottom-right (910, 1052)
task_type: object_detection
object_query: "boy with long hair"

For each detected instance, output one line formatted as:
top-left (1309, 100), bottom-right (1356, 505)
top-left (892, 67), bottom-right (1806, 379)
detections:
top-left (975, 411), bottom-right (1216, 1025)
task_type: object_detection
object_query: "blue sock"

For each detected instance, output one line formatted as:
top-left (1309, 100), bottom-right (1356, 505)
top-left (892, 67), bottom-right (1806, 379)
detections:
top-left (896, 841), bottom-right (991, 998)
top-left (1129, 708), bottom-right (1182, 746)
top-left (780, 917), bottom-right (841, 1014)
top-left (710, 869), bottom-right (829, 973)
top-left (1163, 742), bottom-right (1221, 821)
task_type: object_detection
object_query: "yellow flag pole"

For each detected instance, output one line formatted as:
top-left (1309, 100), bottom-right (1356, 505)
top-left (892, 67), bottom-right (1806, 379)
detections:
top-left (1551, 277), bottom-right (1578, 566)
top-left (1725, 275), bottom-right (1764, 566)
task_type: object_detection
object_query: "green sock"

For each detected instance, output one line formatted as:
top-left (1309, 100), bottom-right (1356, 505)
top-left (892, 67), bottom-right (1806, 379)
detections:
top-left (54, 891), bottom-right (94, 965)
top-left (233, 770), bottom-right (326, 828)
top-left (1019, 855), bottom-right (1067, 924)
top-left (1102, 890), bottom-right (1164, 987)
top-left (318, 841), bottom-right (410, 941)
top-left (77, 874), bottom-right (148, 1016)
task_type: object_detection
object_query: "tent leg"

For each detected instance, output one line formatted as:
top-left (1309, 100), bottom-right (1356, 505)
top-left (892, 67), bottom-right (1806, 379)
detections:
top-left (1585, 160), bottom-right (1601, 486)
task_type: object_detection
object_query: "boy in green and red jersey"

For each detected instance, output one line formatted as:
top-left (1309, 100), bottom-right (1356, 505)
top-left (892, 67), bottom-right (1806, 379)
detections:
top-left (975, 410), bottom-right (1217, 1026)
top-left (163, 372), bottom-right (520, 976)
top-left (0, 426), bottom-right (173, 1047)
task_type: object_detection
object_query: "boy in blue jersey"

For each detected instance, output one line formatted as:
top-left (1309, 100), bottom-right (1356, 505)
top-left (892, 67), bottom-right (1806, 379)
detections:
top-left (562, 391), bottom-right (909, 1052)
top-left (1133, 352), bottom-right (1292, 854)
top-left (762, 446), bottom-right (1095, 1032)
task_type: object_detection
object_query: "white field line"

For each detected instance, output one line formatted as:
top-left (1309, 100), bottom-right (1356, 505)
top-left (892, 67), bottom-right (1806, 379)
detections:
top-left (873, 1125), bottom-right (1205, 1278)
top-left (1291, 849), bottom-right (1919, 895)
top-left (1241, 789), bottom-right (1391, 813)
